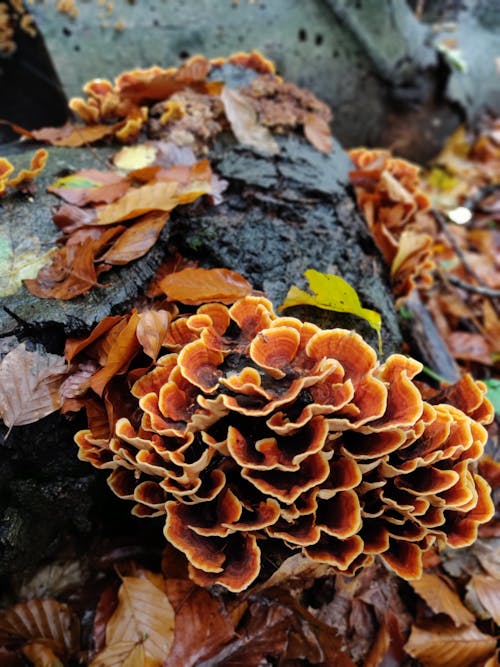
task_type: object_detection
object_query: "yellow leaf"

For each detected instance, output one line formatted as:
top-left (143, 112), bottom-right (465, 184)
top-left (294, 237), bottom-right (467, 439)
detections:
top-left (0, 231), bottom-right (56, 297)
top-left (113, 145), bottom-right (158, 171)
top-left (280, 269), bottom-right (382, 352)
top-left (102, 575), bottom-right (175, 664)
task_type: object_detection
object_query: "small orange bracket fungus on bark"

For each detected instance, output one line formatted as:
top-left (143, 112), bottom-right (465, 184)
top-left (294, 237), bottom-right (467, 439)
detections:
top-left (74, 294), bottom-right (494, 592)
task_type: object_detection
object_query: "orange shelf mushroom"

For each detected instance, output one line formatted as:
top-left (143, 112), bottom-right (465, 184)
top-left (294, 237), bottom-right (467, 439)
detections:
top-left (75, 296), bottom-right (494, 592)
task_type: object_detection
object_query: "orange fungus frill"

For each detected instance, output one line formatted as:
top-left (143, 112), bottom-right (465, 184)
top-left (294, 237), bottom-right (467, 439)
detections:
top-left (74, 296), bottom-right (494, 592)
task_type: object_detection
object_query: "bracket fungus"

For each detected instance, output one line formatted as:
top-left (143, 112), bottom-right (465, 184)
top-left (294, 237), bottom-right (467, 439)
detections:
top-left (75, 296), bottom-right (494, 592)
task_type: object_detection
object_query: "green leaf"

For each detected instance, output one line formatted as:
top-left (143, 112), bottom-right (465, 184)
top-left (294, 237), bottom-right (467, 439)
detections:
top-left (280, 269), bottom-right (382, 353)
top-left (483, 378), bottom-right (500, 415)
top-left (49, 174), bottom-right (101, 189)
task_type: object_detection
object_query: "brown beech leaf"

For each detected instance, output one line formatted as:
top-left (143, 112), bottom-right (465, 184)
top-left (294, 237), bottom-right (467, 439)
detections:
top-left (0, 344), bottom-right (66, 432)
top-left (90, 641), bottom-right (156, 667)
top-left (364, 612), bottom-right (405, 667)
top-left (409, 573), bottom-right (475, 627)
top-left (99, 212), bottom-right (168, 265)
top-left (92, 585), bottom-right (119, 654)
top-left (447, 332), bottom-right (493, 365)
top-left (468, 575), bottom-right (500, 624)
top-left (303, 113), bottom-right (333, 153)
top-left (94, 179), bottom-right (209, 226)
top-left (97, 575), bottom-right (175, 666)
top-left (90, 312), bottom-right (141, 396)
top-left (22, 639), bottom-right (64, 667)
top-left (136, 309), bottom-right (171, 361)
top-left (251, 553), bottom-right (333, 592)
top-left (65, 315), bottom-right (123, 362)
top-left (0, 599), bottom-right (79, 656)
top-left (404, 620), bottom-right (496, 667)
top-left (159, 267), bottom-right (253, 305)
top-left (163, 579), bottom-right (235, 666)
top-left (48, 169), bottom-right (130, 206)
top-left (220, 86), bottom-right (280, 155)
top-left (31, 123), bottom-right (120, 147)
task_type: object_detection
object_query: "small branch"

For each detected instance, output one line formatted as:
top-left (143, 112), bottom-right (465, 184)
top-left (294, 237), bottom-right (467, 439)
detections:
top-left (433, 210), bottom-right (483, 284)
top-left (447, 275), bottom-right (500, 298)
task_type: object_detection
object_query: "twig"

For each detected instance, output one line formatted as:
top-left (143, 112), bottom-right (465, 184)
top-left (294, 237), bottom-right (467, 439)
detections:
top-left (433, 210), bottom-right (483, 284)
top-left (447, 275), bottom-right (500, 298)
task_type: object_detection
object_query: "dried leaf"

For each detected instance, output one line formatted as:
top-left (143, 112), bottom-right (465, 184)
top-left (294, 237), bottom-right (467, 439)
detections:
top-left (32, 123), bottom-right (119, 147)
top-left (363, 611), bottom-right (405, 667)
top-left (136, 310), bottom-right (171, 361)
top-left (113, 145), bottom-right (158, 171)
top-left (159, 267), bottom-right (253, 305)
top-left (303, 113), bottom-right (333, 153)
top-left (99, 212), bottom-right (168, 265)
top-left (404, 620), bottom-right (496, 667)
top-left (280, 269), bottom-right (382, 351)
top-left (65, 315), bottom-right (123, 362)
top-left (98, 576), bottom-right (175, 665)
top-left (447, 332), bottom-right (493, 365)
top-left (164, 579), bottom-right (235, 666)
top-left (90, 312), bottom-right (141, 396)
top-left (0, 599), bottom-right (79, 656)
top-left (90, 641), bottom-right (158, 667)
top-left (48, 169), bottom-right (130, 206)
top-left (220, 86), bottom-right (279, 155)
top-left (0, 344), bottom-right (66, 432)
top-left (0, 230), bottom-right (56, 297)
top-left (252, 553), bottom-right (333, 592)
top-left (19, 561), bottom-right (85, 601)
top-left (468, 575), bottom-right (500, 625)
top-left (95, 180), bottom-right (209, 226)
top-left (22, 639), bottom-right (64, 667)
top-left (409, 573), bottom-right (475, 627)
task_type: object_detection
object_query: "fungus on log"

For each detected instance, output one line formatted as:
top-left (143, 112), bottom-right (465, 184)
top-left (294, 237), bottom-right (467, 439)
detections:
top-left (74, 295), bottom-right (494, 592)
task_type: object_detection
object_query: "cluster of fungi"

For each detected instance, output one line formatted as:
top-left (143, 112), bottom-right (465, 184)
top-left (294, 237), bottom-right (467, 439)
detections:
top-left (75, 295), bottom-right (494, 592)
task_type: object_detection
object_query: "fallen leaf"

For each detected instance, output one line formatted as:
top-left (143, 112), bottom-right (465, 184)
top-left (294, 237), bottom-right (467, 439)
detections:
top-left (164, 579), bottom-right (235, 666)
top-left (447, 332), bottom-right (493, 365)
top-left (363, 611), bottom-right (405, 667)
top-left (159, 266), bottom-right (253, 304)
top-left (303, 113), bottom-right (333, 153)
top-left (220, 86), bottom-right (279, 155)
top-left (0, 344), bottom-right (66, 432)
top-left (95, 179), bottom-right (209, 226)
top-left (96, 576), bottom-right (175, 666)
top-left (19, 561), bottom-right (85, 601)
top-left (90, 640), bottom-right (157, 667)
top-left (0, 231), bottom-right (55, 297)
top-left (22, 639), bottom-right (64, 667)
top-left (280, 269), bottom-right (382, 351)
top-left (409, 573), bottom-right (475, 627)
top-left (0, 599), bottom-right (79, 656)
top-left (32, 123), bottom-right (120, 147)
top-left (404, 620), bottom-right (496, 667)
top-left (48, 169), bottom-right (130, 206)
top-left (65, 315), bottom-right (124, 362)
top-left (99, 212), bottom-right (168, 265)
top-left (90, 312), bottom-right (141, 396)
top-left (113, 145), bottom-right (158, 171)
top-left (468, 575), bottom-right (500, 625)
top-left (252, 553), bottom-right (333, 592)
top-left (136, 309), bottom-right (171, 361)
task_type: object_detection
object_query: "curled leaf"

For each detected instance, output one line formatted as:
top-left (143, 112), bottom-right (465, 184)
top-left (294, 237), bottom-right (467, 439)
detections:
top-left (99, 212), bottom-right (168, 265)
top-left (280, 269), bottom-right (382, 352)
top-left (220, 86), bottom-right (279, 155)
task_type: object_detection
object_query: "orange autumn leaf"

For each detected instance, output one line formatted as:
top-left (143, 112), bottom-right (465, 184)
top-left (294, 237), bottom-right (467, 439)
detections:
top-left (447, 332), bottom-right (493, 365)
top-left (136, 309), bottom-right (171, 361)
top-left (65, 315), bottom-right (124, 362)
top-left (159, 267), bottom-right (253, 304)
top-left (32, 122), bottom-right (120, 147)
top-left (409, 573), bottom-right (475, 627)
top-left (48, 169), bottom-right (130, 206)
top-left (404, 620), bottom-right (496, 667)
top-left (99, 212), bottom-right (169, 265)
top-left (90, 312), bottom-right (141, 396)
